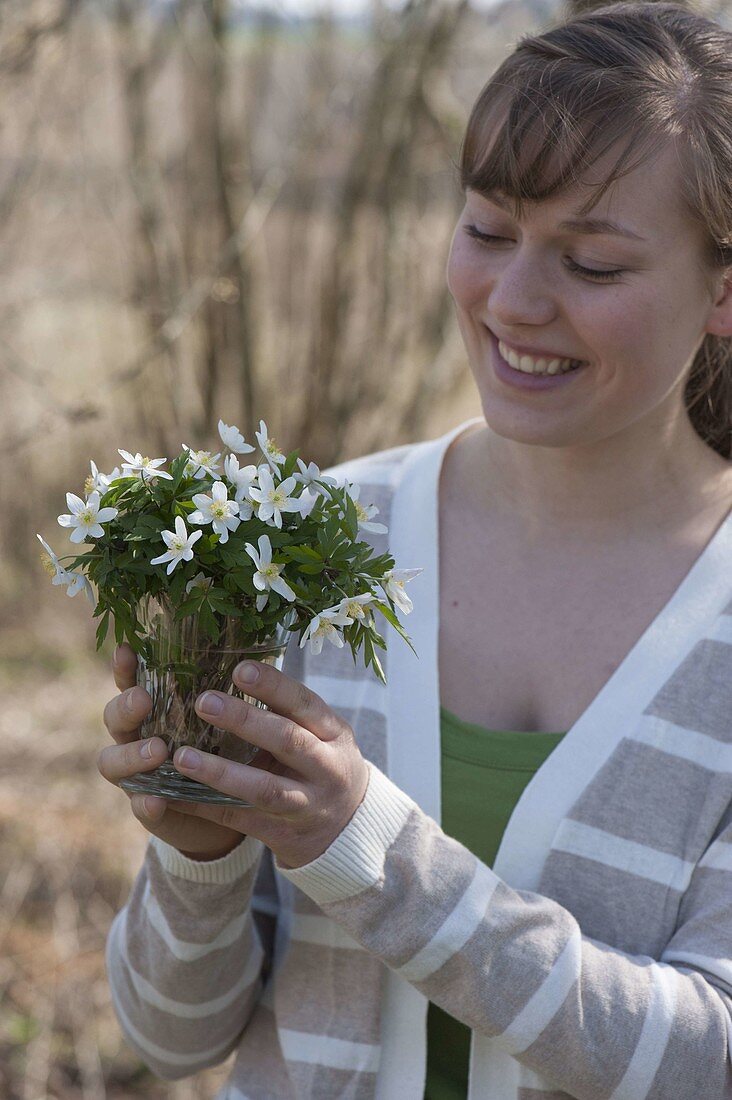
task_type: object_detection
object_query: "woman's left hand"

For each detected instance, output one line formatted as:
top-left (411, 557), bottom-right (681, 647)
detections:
top-left (137, 660), bottom-right (370, 870)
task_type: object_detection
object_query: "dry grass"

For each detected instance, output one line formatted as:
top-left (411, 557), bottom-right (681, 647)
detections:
top-left (0, 606), bottom-right (234, 1098)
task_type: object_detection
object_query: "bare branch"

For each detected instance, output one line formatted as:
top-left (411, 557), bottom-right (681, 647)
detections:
top-left (0, 0), bottom-right (79, 76)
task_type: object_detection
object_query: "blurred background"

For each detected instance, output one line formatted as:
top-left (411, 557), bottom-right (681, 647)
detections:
top-left (1, 0), bottom-right (729, 1095)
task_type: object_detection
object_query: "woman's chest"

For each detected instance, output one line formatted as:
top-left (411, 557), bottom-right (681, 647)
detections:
top-left (438, 514), bottom-right (710, 734)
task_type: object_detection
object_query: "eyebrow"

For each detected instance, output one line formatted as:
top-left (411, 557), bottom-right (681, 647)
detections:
top-left (482, 191), bottom-right (647, 242)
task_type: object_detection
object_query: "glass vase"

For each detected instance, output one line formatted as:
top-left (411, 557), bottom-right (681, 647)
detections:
top-left (119, 594), bottom-right (295, 808)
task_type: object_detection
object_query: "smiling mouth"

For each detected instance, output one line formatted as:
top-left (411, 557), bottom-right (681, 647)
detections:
top-left (486, 329), bottom-right (588, 376)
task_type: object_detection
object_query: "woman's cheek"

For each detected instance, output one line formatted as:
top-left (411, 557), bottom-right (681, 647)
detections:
top-left (446, 234), bottom-right (479, 304)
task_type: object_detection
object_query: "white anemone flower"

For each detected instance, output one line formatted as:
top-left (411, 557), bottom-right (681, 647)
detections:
top-left (185, 571), bottom-right (213, 595)
top-left (249, 466), bottom-right (301, 529)
top-left (218, 419), bottom-right (255, 455)
top-left (299, 607), bottom-right (353, 656)
top-left (345, 482), bottom-right (388, 535)
top-left (327, 592), bottom-right (376, 627)
top-left (57, 491), bottom-right (119, 544)
top-left (223, 454), bottom-right (258, 519)
top-left (118, 450), bottom-right (173, 482)
top-left (381, 567), bottom-right (423, 615)
top-left (295, 488), bottom-right (318, 520)
top-left (255, 419), bottom-right (286, 472)
top-left (189, 480), bottom-right (241, 544)
top-left (182, 444), bottom-right (222, 480)
top-left (244, 534), bottom-right (297, 613)
top-left (151, 516), bottom-right (203, 575)
top-left (84, 460), bottom-right (121, 496)
top-left (37, 534), bottom-right (95, 602)
top-left (294, 458), bottom-right (338, 490)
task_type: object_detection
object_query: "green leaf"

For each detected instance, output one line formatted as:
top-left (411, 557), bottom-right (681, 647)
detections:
top-left (316, 524), bottom-right (330, 554)
top-left (169, 452), bottom-right (190, 491)
top-left (370, 649), bottom-right (386, 684)
top-left (174, 593), bottom-right (205, 620)
top-left (284, 545), bottom-right (323, 564)
top-left (281, 450), bottom-right (300, 479)
top-left (207, 593), bottom-right (243, 616)
top-left (168, 569), bottom-right (188, 606)
top-left (198, 599), bottom-right (221, 642)
top-left (362, 632), bottom-right (386, 685)
top-left (344, 494), bottom-right (359, 541)
top-left (227, 570), bottom-right (254, 594)
top-left (372, 600), bottom-right (418, 658)
top-left (95, 610), bottom-right (110, 649)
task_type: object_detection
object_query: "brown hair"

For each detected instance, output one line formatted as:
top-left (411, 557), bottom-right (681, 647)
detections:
top-left (458, 0), bottom-right (732, 458)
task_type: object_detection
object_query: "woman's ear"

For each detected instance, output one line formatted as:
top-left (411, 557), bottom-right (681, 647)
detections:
top-left (705, 269), bottom-right (732, 337)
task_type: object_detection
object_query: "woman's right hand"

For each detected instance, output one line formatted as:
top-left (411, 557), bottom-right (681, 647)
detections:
top-left (97, 643), bottom-right (250, 861)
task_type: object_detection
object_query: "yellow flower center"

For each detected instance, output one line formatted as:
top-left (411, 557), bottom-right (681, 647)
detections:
top-left (84, 475), bottom-right (96, 495)
top-left (41, 554), bottom-right (57, 576)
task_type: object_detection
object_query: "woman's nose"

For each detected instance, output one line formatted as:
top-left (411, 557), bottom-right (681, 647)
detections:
top-left (486, 252), bottom-right (556, 328)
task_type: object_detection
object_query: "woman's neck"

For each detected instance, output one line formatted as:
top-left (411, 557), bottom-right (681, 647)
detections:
top-left (456, 418), bottom-right (732, 545)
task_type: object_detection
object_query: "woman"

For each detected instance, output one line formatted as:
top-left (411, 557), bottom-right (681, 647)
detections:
top-left (99, 2), bottom-right (732, 1097)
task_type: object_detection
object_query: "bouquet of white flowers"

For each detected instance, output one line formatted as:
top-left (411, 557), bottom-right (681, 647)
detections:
top-left (37, 418), bottom-right (422, 804)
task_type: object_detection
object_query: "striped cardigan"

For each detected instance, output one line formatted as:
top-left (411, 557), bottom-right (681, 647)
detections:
top-left (106, 416), bottom-right (732, 1099)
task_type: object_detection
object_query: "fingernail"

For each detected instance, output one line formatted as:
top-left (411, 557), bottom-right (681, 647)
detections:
top-left (112, 646), bottom-right (120, 666)
top-left (177, 748), bottom-right (200, 770)
top-left (198, 692), bottom-right (223, 715)
top-left (236, 661), bottom-right (259, 684)
top-left (141, 739), bottom-right (154, 759)
top-left (143, 797), bottom-right (157, 816)
top-left (125, 688), bottom-right (138, 713)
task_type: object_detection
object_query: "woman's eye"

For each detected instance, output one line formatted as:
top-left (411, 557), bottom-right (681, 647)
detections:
top-left (462, 224), bottom-right (625, 283)
top-left (463, 226), bottom-right (506, 245)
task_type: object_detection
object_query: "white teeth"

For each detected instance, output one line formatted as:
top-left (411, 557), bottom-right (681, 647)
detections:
top-left (498, 340), bottom-right (582, 375)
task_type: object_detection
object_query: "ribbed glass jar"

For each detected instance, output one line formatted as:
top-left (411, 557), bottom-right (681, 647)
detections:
top-left (119, 594), bottom-right (295, 807)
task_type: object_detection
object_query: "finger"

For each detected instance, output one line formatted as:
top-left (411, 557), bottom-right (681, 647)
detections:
top-left (172, 748), bottom-right (310, 816)
top-left (97, 737), bottom-right (169, 783)
top-left (103, 686), bottom-right (153, 745)
top-left (194, 691), bottom-right (325, 778)
top-left (112, 643), bottom-right (138, 692)
top-left (231, 661), bottom-right (344, 741)
top-left (126, 795), bottom-right (246, 856)
top-left (129, 794), bottom-right (168, 824)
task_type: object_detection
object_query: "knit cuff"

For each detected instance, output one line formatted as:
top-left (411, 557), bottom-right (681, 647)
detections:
top-left (149, 834), bottom-right (264, 884)
top-left (275, 762), bottom-right (415, 904)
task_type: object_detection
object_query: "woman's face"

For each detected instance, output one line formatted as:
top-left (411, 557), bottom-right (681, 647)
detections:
top-left (446, 142), bottom-right (726, 449)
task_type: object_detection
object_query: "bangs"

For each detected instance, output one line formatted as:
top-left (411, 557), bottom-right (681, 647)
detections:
top-left (459, 65), bottom-right (675, 219)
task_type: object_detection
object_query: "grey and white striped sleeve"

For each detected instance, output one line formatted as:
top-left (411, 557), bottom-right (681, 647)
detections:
top-left (106, 834), bottom-right (274, 1081)
top-left (279, 762), bottom-right (732, 1100)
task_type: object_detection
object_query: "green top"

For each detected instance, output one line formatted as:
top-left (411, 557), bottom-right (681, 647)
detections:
top-left (424, 706), bottom-right (567, 1100)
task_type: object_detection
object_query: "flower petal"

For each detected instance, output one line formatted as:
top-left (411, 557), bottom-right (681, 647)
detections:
top-left (95, 508), bottom-right (119, 523)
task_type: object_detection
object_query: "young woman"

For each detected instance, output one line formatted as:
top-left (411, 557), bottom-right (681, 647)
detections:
top-left (99, 3), bottom-right (732, 1096)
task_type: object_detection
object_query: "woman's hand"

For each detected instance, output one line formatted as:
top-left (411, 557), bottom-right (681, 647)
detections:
top-left (135, 659), bottom-right (370, 871)
top-left (97, 643), bottom-right (261, 861)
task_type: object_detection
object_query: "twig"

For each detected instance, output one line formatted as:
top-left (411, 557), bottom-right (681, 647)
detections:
top-left (0, 164), bottom-right (286, 457)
